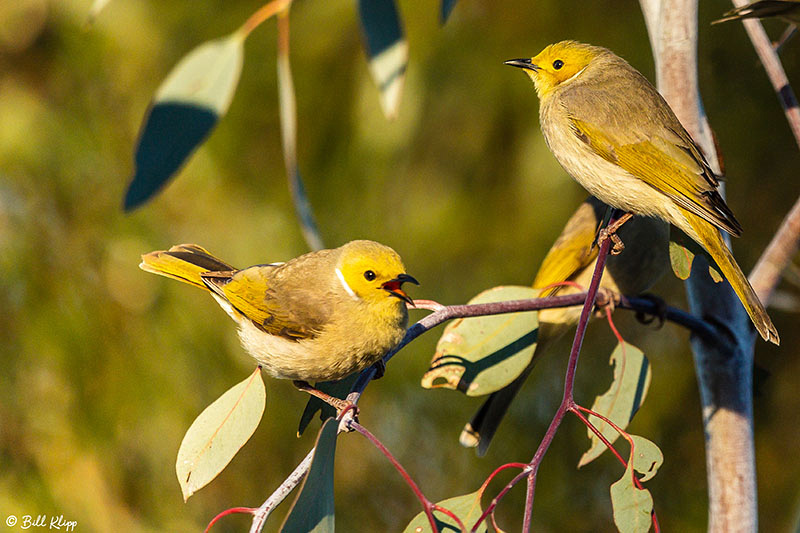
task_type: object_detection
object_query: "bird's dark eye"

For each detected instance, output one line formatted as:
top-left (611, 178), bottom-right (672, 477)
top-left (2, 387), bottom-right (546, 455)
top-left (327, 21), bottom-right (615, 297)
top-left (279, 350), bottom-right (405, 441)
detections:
top-left (553, 59), bottom-right (564, 70)
top-left (364, 270), bottom-right (376, 281)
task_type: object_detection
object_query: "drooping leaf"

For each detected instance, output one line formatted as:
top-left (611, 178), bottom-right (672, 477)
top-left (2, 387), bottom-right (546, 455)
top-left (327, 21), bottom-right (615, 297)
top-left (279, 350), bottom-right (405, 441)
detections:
top-left (176, 367), bottom-right (265, 501)
top-left (578, 342), bottom-right (650, 468)
top-left (440, 0), bottom-right (458, 23)
top-left (281, 418), bottom-right (338, 532)
top-left (297, 375), bottom-right (358, 437)
top-left (668, 227), bottom-right (722, 282)
top-left (124, 32), bottom-right (245, 210)
top-left (422, 286), bottom-right (539, 397)
top-left (629, 435), bottom-right (663, 483)
top-left (668, 237), bottom-right (694, 281)
top-left (402, 490), bottom-right (488, 533)
top-left (277, 12), bottom-right (324, 251)
top-left (357, 0), bottom-right (408, 119)
top-left (610, 461), bottom-right (653, 533)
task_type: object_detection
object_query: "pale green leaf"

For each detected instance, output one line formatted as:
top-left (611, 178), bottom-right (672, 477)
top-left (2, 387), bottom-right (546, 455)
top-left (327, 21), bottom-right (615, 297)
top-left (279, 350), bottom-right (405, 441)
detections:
top-left (402, 491), bottom-right (487, 533)
top-left (358, 0), bottom-right (408, 119)
top-left (630, 435), bottom-right (663, 483)
top-left (610, 462), bottom-right (653, 533)
top-left (281, 418), bottom-right (338, 533)
top-left (668, 239), bottom-right (694, 280)
top-left (176, 367), bottom-right (265, 501)
top-left (422, 286), bottom-right (539, 397)
top-left (155, 33), bottom-right (244, 111)
top-left (578, 342), bottom-right (650, 468)
top-left (125, 33), bottom-right (245, 210)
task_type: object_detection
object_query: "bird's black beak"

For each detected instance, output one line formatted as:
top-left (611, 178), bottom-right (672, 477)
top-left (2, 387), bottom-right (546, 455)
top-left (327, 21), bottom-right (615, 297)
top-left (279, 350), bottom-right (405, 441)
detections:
top-left (504, 58), bottom-right (539, 72)
top-left (381, 273), bottom-right (419, 306)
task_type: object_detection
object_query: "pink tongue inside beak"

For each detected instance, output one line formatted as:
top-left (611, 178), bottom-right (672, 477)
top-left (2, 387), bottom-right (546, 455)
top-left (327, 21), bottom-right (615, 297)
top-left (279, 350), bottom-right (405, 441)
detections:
top-left (382, 280), bottom-right (413, 305)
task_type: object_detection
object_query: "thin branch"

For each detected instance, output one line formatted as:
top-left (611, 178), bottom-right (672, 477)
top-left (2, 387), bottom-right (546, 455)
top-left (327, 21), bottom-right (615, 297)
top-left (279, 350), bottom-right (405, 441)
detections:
top-left (521, 225), bottom-right (614, 532)
top-left (248, 448), bottom-right (313, 533)
top-left (725, 1), bottom-right (800, 303)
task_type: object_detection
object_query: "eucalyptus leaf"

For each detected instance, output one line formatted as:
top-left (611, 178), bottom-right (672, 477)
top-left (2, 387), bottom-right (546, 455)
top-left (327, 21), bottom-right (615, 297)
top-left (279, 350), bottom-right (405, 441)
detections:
top-left (124, 33), bottom-right (245, 210)
top-left (358, 0), bottom-right (408, 119)
top-left (578, 342), bottom-right (650, 468)
top-left (176, 367), bottom-right (265, 501)
top-left (281, 418), bottom-right (338, 533)
top-left (630, 435), bottom-right (663, 483)
top-left (422, 286), bottom-right (539, 397)
top-left (610, 462), bottom-right (653, 533)
top-left (402, 490), bottom-right (487, 533)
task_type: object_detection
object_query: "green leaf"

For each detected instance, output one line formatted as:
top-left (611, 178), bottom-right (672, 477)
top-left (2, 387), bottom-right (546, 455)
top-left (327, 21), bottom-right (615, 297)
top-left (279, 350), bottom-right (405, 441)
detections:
top-left (422, 286), bottom-right (539, 397)
top-left (281, 418), bottom-right (339, 533)
top-left (440, 0), bottom-right (458, 23)
top-left (358, 0), bottom-right (408, 119)
top-left (176, 367), bottom-right (265, 501)
top-left (578, 342), bottom-right (650, 468)
top-left (277, 17), bottom-right (324, 251)
top-left (297, 375), bottom-right (358, 437)
top-left (629, 435), bottom-right (663, 483)
top-left (669, 227), bottom-right (722, 282)
top-left (402, 491), bottom-right (488, 533)
top-left (668, 237), bottom-right (694, 281)
top-left (610, 461), bottom-right (653, 533)
top-left (124, 33), bottom-right (245, 210)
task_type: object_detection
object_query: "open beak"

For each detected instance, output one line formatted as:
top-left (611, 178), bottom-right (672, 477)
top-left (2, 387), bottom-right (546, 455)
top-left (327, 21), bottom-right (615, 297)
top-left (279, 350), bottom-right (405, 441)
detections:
top-left (504, 58), bottom-right (539, 72)
top-left (381, 273), bottom-right (419, 306)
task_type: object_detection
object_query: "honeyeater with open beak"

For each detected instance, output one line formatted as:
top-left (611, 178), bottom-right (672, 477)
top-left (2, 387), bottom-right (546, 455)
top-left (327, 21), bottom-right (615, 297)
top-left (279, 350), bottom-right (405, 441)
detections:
top-left (140, 240), bottom-right (418, 405)
top-left (460, 197), bottom-right (670, 455)
top-left (505, 41), bottom-right (779, 344)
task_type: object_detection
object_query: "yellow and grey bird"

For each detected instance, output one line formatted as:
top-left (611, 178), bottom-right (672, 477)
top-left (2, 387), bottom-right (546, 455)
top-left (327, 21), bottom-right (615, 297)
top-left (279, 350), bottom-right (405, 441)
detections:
top-left (140, 240), bottom-right (418, 400)
top-left (460, 197), bottom-right (669, 454)
top-left (714, 0), bottom-right (800, 25)
top-left (505, 41), bottom-right (779, 344)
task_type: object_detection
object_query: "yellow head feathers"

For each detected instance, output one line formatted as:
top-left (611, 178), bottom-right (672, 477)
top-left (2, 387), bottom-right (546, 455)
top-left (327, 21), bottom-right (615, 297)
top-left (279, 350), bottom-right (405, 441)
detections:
top-left (505, 41), bottom-right (603, 98)
top-left (335, 240), bottom-right (417, 305)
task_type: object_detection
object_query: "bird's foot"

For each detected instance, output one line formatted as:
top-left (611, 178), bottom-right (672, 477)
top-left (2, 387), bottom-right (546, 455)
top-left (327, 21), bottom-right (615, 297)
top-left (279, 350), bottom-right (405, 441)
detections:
top-left (293, 380), bottom-right (360, 421)
top-left (594, 288), bottom-right (621, 317)
top-left (597, 212), bottom-right (633, 255)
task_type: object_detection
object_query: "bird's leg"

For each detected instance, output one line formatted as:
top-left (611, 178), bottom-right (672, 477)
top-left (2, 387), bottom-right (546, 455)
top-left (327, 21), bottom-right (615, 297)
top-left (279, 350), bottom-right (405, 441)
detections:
top-left (597, 212), bottom-right (634, 255)
top-left (293, 380), bottom-right (357, 415)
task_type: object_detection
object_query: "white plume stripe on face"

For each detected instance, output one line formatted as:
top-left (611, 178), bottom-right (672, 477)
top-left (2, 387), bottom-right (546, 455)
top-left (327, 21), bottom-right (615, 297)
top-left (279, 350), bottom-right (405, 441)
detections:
top-left (335, 267), bottom-right (360, 301)
top-left (562, 65), bottom-right (588, 85)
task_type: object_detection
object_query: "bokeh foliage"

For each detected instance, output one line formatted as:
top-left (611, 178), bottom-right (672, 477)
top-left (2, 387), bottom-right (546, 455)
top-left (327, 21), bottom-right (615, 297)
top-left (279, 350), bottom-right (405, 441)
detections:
top-left (1, 0), bottom-right (799, 531)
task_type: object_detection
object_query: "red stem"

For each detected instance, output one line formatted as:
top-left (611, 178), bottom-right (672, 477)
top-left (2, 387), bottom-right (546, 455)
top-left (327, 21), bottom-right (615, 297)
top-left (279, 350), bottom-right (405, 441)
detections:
top-left (349, 421), bottom-right (440, 532)
top-left (520, 220), bottom-right (616, 532)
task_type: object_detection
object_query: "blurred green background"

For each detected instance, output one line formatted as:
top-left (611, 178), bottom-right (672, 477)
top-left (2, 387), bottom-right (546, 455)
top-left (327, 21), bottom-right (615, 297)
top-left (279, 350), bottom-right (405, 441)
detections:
top-left (1, 0), bottom-right (799, 531)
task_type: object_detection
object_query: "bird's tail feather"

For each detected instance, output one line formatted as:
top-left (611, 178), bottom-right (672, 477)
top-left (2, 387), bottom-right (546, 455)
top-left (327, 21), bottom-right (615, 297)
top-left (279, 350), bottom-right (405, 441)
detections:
top-left (688, 217), bottom-right (780, 345)
top-left (140, 244), bottom-right (234, 291)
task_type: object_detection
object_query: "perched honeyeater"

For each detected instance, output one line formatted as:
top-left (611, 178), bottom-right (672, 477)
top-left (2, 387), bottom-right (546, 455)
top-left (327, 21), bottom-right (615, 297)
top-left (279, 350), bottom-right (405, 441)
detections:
top-left (713, 0), bottom-right (800, 25)
top-left (140, 241), bottom-right (418, 397)
top-left (505, 41), bottom-right (779, 344)
top-left (460, 197), bottom-right (670, 455)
